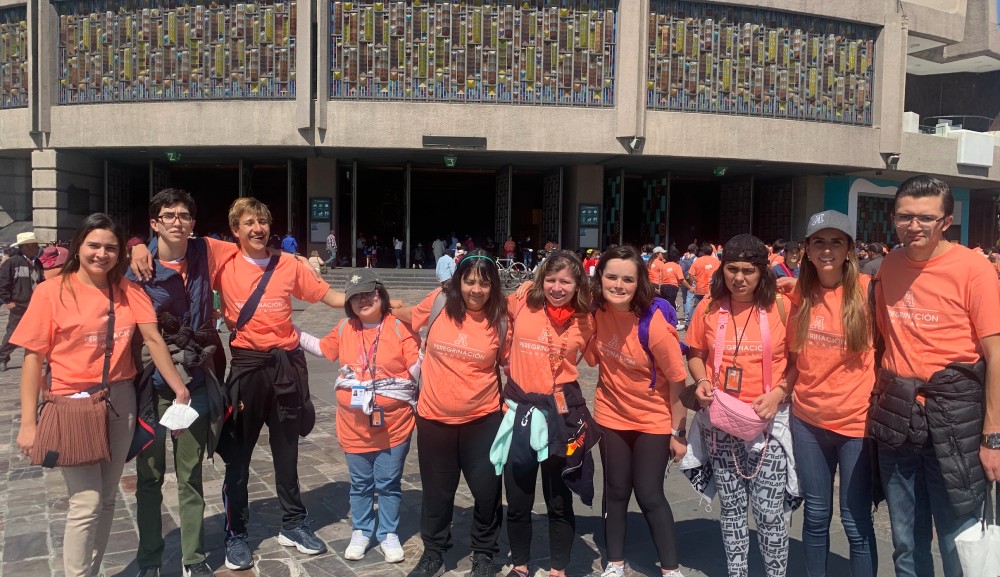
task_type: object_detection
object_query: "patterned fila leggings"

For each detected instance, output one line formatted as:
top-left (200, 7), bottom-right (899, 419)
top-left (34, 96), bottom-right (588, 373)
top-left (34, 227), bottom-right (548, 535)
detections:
top-left (710, 429), bottom-right (790, 577)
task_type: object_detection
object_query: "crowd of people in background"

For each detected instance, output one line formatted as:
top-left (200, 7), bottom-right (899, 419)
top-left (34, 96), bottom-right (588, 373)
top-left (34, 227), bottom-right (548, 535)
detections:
top-left (3, 173), bottom-right (1000, 577)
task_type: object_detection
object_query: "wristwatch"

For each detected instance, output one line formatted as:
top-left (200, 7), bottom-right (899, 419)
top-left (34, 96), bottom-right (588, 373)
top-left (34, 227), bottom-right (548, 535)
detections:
top-left (671, 428), bottom-right (686, 438)
top-left (983, 433), bottom-right (1000, 450)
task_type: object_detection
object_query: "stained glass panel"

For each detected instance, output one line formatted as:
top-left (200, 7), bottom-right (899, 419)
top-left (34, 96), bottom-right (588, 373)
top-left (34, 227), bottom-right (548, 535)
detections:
top-left (647, 1), bottom-right (876, 125)
top-left (0, 6), bottom-right (28, 109)
top-left (330, 1), bottom-right (616, 106)
top-left (55, 1), bottom-right (296, 104)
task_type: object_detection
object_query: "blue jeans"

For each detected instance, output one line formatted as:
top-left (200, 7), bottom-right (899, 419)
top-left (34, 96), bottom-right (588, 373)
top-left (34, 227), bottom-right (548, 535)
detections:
top-left (878, 440), bottom-right (978, 577)
top-left (684, 292), bottom-right (704, 321)
top-left (344, 439), bottom-right (411, 542)
top-left (791, 415), bottom-right (876, 577)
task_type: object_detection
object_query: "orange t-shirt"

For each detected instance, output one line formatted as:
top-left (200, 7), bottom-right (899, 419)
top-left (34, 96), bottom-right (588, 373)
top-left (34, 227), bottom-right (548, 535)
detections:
top-left (409, 289), bottom-right (510, 424)
top-left (689, 255), bottom-right (720, 295)
top-left (507, 295), bottom-right (594, 395)
top-left (587, 307), bottom-right (688, 434)
top-left (647, 258), bottom-right (664, 285)
top-left (319, 315), bottom-right (419, 453)
top-left (685, 297), bottom-right (789, 403)
top-left (217, 253), bottom-right (331, 351)
top-left (11, 275), bottom-right (156, 395)
top-left (769, 253), bottom-right (785, 267)
top-left (661, 262), bottom-right (682, 287)
top-left (788, 279), bottom-right (875, 437)
top-left (875, 244), bottom-right (1000, 383)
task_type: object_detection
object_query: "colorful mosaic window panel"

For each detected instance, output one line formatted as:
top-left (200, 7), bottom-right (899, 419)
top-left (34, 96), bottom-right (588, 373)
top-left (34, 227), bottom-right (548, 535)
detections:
top-left (647, 1), bottom-right (877, 125)
top-left (56, 1), bottom-right (296, 104)
top-left (330, 1), bottom-right (616, 106)
top-left (0, 6), bottom-right (28, 109)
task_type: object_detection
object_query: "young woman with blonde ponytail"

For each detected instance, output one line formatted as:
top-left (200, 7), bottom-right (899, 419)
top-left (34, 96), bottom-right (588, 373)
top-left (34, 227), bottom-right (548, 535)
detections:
top-left (787, 210), bottom-right (877, 577)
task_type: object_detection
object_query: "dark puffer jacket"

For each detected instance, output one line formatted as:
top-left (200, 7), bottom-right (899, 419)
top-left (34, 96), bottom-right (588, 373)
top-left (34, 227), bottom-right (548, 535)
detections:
top-left (868, 360), bottom-right (986, 518)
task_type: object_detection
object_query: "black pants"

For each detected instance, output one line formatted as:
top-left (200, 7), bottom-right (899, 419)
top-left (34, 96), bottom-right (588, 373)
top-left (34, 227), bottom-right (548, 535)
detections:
top-left (416, 412), bottom-right (503, 555)
top-left (217, 364), bottom-right (308, 537)
top-left (600, 427), bottom-right (678, 570)
top-left (504, 454), bottom-right (575, 570)
top-left (659, 285), bottom-right (679, 311)
top-left (0, 303), bottom-right (26, 362)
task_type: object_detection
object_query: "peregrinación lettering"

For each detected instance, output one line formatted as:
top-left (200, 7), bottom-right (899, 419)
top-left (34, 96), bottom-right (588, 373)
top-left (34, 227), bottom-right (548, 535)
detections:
top-left (887, 309), bottom-right (939, 323)
top-left (598, 344), bottom-right (637, 367)
top-left (432, 343), bottom-right (487, 361)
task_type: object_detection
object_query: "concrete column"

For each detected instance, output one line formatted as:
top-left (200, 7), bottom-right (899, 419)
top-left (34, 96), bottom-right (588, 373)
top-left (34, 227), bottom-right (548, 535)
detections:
top-left (0, 156), bottom-right (32, 226)
top-left (562, 165), bottom-right (604, 250)
top-left (874, 11), bottom-right (908, 160)
top-left (791, 176), bottom-right (827, 239)
top-left (614, 0), bottom-right (649, 149)
top-left (31, 149), bottom-right (103, 242)
top-left (305, 156), bottom-right (337, 259)
top-left (295, 0), bottom-right (313, 131)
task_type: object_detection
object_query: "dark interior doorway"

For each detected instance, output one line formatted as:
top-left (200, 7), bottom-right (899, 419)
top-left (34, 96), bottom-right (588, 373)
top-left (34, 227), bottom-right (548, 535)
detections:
top-left (356, 166), bottom-right (406, 267)
top-left (410, 167), bottom-right (496, 267)
top-left (168, 165), bottom-right (239, 238)
top-left (511, 171), bottom-right (544, 251)
top-left (622, 174), bottom-right (645, 248)
top-left (669, 178), bottom-right (721, 249)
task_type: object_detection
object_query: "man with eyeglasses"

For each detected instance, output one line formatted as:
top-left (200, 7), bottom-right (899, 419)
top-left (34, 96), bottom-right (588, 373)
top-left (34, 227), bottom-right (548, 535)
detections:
top-left (869, 175), bottom-right (1000, 577)
top-left (128, 189), bottom-right (242, 577)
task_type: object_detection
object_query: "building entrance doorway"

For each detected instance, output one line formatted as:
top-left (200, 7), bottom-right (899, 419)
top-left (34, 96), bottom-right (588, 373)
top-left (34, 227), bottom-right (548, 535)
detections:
top-left (669, 178), bottom-right (722, 249)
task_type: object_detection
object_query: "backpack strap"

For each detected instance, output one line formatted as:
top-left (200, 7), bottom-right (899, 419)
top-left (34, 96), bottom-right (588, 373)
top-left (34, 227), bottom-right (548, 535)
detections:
top-left (775, 293), bottom-right (787, 326)
top-left (230, 254), bottom-right (280, 344)
top-left (638, 298), bottom-right (683, 390)
top-left (419, 290), bottom-right (449, 357)
top-left (869, 277), bottom-right (884, 369)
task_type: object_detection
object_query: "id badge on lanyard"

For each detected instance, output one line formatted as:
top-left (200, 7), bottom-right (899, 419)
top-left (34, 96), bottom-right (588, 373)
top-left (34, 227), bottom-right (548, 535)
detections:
top-left (545, 317), bottom-right (573, 415)
top-left (369, 405), bottom-right (385, 427)
top-left (350, 384), bottom-right (365, 408)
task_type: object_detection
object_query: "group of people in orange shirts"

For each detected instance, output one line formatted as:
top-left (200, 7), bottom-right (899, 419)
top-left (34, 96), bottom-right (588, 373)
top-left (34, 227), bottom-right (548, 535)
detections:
top-left (10, 174), bottom-right (1000, 577)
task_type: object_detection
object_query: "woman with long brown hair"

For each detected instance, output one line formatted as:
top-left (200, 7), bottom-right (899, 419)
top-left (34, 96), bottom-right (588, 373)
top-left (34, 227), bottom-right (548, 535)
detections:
top-left (14, 213), bottom-right (189, 577)
top-left (787, 210), bottom-right (877, 577)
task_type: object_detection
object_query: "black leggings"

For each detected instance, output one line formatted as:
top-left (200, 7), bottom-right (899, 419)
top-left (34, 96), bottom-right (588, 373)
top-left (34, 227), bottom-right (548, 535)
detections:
top-left (504, 455), bottom-right (575, 570)
top-left (600, 427), bottom-right (679, 570)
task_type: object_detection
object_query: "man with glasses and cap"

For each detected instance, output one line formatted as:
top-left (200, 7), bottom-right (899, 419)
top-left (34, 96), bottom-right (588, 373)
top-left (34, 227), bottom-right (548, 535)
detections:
top-left (0, 231), bottom-right (43, 371)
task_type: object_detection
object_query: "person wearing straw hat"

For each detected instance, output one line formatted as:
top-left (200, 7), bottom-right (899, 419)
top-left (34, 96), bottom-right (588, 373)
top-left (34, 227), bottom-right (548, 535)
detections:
top-left (0, 231), bottom-right (44, 371)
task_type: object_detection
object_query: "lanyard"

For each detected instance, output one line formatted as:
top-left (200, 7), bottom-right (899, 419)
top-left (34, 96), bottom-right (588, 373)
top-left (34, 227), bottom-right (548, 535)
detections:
top-left (712, 298), bottom-right (772, 392)
top-left (359, 320), bottom-right (384, 385)
top-left (543, 311), bottom-right (574, 393)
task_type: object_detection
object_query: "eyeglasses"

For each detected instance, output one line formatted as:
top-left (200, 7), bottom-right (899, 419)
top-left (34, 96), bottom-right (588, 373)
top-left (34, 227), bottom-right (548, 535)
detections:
top-left (157, 212), bottom-right (194, 224)
top-left (893, 214), bottom-right (946, 227)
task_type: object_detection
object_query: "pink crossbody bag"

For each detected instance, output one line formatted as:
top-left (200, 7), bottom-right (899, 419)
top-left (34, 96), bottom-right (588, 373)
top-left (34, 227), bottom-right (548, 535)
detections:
top-left (707, 299), bottom-right (773, 443)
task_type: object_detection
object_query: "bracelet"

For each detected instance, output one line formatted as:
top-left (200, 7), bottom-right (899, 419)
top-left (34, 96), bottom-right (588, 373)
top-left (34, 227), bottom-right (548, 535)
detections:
top-left (694, 378), bottom-right (710, 386)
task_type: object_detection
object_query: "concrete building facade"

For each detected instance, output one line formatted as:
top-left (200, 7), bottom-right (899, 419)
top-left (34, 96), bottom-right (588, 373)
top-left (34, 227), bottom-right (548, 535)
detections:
top-left (1, 0), bottom-right (998, 263)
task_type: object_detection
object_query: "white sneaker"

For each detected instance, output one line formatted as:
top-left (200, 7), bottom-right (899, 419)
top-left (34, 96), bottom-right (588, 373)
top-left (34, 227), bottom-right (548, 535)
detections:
top-left (379, 533), bottom-right (405, 563)
top-left (602, 562), bottom-right (625, 577)
top-left (662, 570), bottom-right (685, 577)
top-left (344, 529), bottom-right (369, 560)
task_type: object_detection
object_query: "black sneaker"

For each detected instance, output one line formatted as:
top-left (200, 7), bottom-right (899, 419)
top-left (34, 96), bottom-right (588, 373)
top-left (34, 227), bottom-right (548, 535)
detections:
top-left (470, 552), bottom-right (495, 577)
top-left (182, 561), bottom-right (213, 577)
top-left (406, 550), bottom-right (445, 577)
top-left (134, 568), bottom-right (159, 577)
top-left (277, 522), bottom-right (327, 555)
top-left (225, 533), bottom-right (254, 571)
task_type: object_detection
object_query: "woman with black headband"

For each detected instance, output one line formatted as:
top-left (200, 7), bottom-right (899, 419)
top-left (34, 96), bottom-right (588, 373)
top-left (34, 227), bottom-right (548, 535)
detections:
top-left (393, 249), bottom-right (509, 577)
top-left (680, 234), bottom-right (798, 577)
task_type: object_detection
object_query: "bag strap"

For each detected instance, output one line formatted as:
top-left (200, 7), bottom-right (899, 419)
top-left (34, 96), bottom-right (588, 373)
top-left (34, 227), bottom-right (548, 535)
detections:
top-left (102, 284), bottom-right (115, 390)
top-left (231, 255), bottom-right (280, 344)
top-left (419, 290), bottom-right (448, 357)
top-left (775, 293), bottom-right (787, 325)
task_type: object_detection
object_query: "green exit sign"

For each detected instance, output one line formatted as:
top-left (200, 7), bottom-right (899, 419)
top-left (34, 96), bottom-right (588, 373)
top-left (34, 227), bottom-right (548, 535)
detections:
top-left (443, 155), bottom-right (458, 168)
top-left (166, 151), bottom-right (182, 162)
top-left (713, 166), bottom-right (727, 177)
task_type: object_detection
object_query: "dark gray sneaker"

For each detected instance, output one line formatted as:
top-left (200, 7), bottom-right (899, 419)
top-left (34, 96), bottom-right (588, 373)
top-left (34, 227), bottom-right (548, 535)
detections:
top-left (406, 550), bottom-right (445, 577)
top-left (225, 533), bottom-right (254, 570)
top-left (134, 568), bottom-right (159, 577)
top-left (470, 552), bottom-right (495, 577)
top-left (182, 561), bottom-right (213, 576)
top-left (277, 522), bottom-right (328, 555)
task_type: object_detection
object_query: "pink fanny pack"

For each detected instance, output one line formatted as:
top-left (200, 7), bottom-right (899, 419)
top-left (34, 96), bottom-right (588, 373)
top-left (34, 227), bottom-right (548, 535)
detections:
top-left (707, 299), bottom-right (772, 442)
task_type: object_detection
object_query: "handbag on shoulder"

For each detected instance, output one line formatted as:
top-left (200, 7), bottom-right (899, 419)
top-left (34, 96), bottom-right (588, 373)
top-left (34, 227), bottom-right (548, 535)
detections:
top-left (30, 285), bottom-right (117, 468)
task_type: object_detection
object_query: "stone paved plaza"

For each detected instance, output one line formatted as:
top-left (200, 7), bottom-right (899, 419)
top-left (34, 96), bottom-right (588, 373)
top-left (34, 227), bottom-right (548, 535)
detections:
top-left (0, 281), bottom-right (938, 577)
